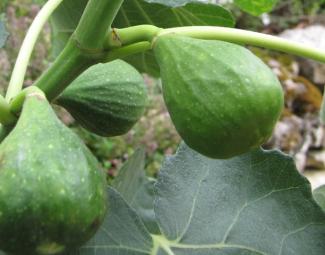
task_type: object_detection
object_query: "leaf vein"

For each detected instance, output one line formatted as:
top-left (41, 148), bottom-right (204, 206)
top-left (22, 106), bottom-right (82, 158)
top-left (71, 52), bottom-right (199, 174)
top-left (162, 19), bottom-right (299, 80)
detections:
top-left (176, 165), bottom-right (210, 242)
top-left (222, 185), bottom-right (303, 243)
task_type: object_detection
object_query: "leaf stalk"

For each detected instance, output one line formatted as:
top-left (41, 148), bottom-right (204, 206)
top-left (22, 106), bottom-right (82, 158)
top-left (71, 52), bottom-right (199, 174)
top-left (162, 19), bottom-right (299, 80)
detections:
top-left (5, 0), bottom-right (64, 102)
top-left (110, 25), bottom-right (325, 64)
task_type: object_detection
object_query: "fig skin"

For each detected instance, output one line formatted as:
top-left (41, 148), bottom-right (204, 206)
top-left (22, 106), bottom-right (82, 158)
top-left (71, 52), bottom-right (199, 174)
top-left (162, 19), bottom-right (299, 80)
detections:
top-left (57, 60), bottom-right (147, 137)
top-left (154, 35), bottom-right (284, 159)
top-left (0, 93), bottom-right (107, 255)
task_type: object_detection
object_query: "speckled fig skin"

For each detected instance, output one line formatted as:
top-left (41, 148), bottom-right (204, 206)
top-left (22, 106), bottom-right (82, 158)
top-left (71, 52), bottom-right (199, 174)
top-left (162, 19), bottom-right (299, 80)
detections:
top-left (57, 60), bottom-right (147, 137)
top-left (154, 36), bottom-right (284, 159)
top-left (0, 93), bottom-right (107, 255)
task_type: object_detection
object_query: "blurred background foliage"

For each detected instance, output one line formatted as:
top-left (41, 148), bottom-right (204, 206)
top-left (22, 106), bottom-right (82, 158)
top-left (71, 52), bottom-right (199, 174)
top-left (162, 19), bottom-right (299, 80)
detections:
top-left (230, 0), bottom-right (325, 31)
top-left (1, 0), bottom-right (325, 186)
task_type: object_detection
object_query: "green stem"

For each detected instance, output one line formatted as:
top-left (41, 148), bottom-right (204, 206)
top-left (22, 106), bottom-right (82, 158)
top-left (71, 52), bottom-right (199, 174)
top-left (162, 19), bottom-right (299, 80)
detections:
top-left (10, 86), bottom-right (44, 114)
top-left (0, 95), bottom-right (17, 126)
top-left (75, 0), bottom-right (124, 51)
top-left (34, 40), bottom-right (150, 101)
top-left (6, 0), bottom-right (64, 102)
top-left (157, 26), bottom-right (325, 64)
top-left (34, 39), bottom-right (96, 101)
top-left (34, 0), bottom-right (125, 101)
top-left (104, 41), bottom-right (151, 62)
top-left (109, 25), bottom-right (325, 63)
top-left (107, 25), bottom-right (162, 48)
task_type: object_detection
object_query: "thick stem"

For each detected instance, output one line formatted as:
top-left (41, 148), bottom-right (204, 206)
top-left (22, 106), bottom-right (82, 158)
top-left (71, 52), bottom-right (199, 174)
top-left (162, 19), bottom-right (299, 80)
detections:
top-left (157, 26), bottom-right (325, 64)
top-left (35, 0), bottom-right (125, 101)
top-left (6, 0), bottom-right (64, 102)
top-left (75, 0), bottom-right (124, 50)
top-left (8, 0), bottom-right (124, 105)
top-left (34, 39), bottom-right (97, 101)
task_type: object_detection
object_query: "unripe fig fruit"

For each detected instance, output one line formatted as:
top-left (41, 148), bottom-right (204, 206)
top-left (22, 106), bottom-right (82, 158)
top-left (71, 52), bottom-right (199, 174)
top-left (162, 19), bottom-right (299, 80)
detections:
top-left (154, 35), bottom-right (284, 159)
top-left (0, 91), bottom-right (107, 255)
top-left (57, 60), bottom-right (147, 137)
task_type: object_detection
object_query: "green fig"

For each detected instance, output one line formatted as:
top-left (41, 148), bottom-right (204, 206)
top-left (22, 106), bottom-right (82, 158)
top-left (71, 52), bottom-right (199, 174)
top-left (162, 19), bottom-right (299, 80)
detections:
top-left (0, 91), bottom-right (107, 255)
top-left (57, 60), bottom-right (148, 137)
top-left (154, 35), bottom-right (284, 159)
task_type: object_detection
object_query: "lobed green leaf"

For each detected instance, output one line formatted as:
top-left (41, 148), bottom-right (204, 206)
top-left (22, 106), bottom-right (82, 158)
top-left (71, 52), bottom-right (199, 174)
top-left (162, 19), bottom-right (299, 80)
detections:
top-left (70, 143), bottom-right (325, 255)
